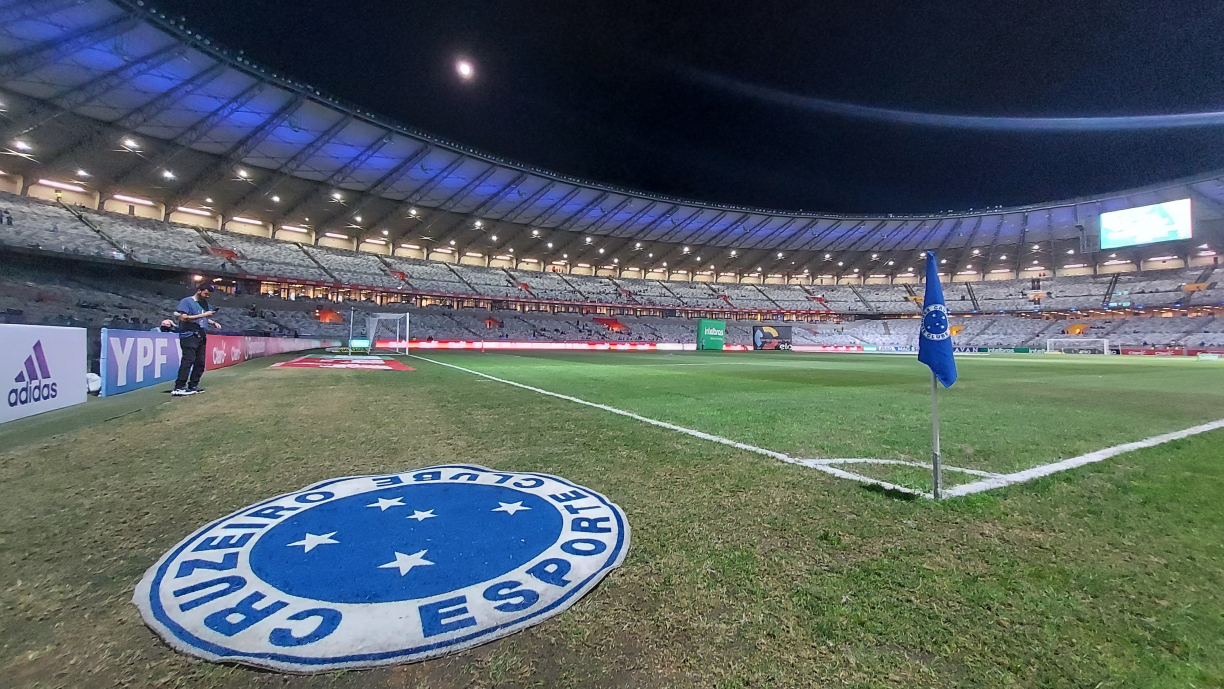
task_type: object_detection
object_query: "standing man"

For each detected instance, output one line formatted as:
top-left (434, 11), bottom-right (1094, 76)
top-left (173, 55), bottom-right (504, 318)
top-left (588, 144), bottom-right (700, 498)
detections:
top-left (173, 282), bottom-right (220, 396)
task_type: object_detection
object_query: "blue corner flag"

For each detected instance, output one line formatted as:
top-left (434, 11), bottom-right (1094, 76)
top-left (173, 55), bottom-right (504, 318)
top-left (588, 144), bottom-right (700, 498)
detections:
top-left (918, 251), bottom-right (957, 388)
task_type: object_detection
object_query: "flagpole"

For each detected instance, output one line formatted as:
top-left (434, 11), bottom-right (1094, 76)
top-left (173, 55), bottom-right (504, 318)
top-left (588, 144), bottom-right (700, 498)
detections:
top-left (930, 371), bottom-right (943, 500)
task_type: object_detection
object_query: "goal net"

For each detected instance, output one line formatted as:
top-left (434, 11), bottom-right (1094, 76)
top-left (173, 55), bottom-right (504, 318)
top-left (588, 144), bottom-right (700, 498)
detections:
top-left (1046, 338), bottom-right (1110, 354)
top-left (350, 312), bottom-right (410, 354)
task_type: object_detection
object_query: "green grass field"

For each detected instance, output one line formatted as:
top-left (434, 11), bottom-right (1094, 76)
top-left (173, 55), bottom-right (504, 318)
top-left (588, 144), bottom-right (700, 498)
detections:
top-left (2, 350), bottom-right (1223, 687)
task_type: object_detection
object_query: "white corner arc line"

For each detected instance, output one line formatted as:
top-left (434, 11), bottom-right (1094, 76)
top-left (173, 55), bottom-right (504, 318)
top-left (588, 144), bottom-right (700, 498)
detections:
top-left (942, 418), bottom-right (1224, 497)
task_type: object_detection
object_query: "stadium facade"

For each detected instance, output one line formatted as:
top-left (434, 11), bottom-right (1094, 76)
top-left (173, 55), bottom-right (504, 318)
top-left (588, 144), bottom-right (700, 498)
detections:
top-left (0, 0), bottom-right (1220, 289)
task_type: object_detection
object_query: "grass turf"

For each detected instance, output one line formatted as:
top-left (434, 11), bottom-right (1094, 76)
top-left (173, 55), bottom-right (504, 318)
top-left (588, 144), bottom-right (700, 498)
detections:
top-left (1, 350), bottom-right (1222, 687)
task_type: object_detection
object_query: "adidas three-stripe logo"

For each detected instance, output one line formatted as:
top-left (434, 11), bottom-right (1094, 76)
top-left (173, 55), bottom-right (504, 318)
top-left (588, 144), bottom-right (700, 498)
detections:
top-left (8, 340), bottom-right (58, 408)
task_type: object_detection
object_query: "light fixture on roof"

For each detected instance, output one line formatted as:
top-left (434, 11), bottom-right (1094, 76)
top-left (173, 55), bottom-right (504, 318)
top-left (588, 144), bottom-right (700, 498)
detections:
top-left (584, 237), bottom-right (592, 243)
top-left (1032, 243), bottom-right (1040, 250)
top-left (271, 195), bottom-right (280, 203)
top-left (475, 220), bottom-right (483, 227)
top-left (237, 169), bottom-right (249, 179)
top-left (634, 242), bottom-right (641, 248)
top-left (1033, 260), bottom-right (1040, 264)
top-left (871, 253), bottom-right (878, 259)
top-left (40, 179), bottom-right (86, 193)
top-left (563, 253), bottom-right (568, 258)
top-left (409, 208), bottom-right (418, 216)
top-left (231, 216), bottom-right (263, 225)
top-left (508, 247), bottom-right (514, 253)
top-left (75, 169), bottom-right (89, 178)
top-left (547, 242), bottom-right (554, 248)
top-left (456, 59), bottom-right (475, 80)
top-left (824, 254), bottom-right (831, 259)
top-left (662, 262), bottom-right (667, 267)
top-left (695, 256), bottom-right (701, 261)
top-left (886, 260), bottom-right (894, 265)
top-left (777, 252), bottom-right (784, 259)
top-left (13, 140), bottom-right (31, 151)
top-left (613, 258), bottom-right (618, 264)
top-left (1000, 254), bottom-right (1007, 260)
top-left (972, 249), bottom-right (980, 255)
top-left (113, 193), bottom-right (154, 206)
top-left (491, 235), bottom-right (498, 241)
top-left (648, 253), bottom-right (653, 258)
top-left (280, 225), bottom-right (309, 234)
top-left (598, 248), bottom-right (604, 254)
top-left (331, 191), bottom-right (342, 200)
top-left (837, 261), bottom-right (844, 266)
top-left (853, 268), bottom-right (859, 273)
top-left (381, 229), bottom-right (388, 235)
top-left (324, 232), bottom-right (349, 239)
top-left (1067, 249), bottom-right (1075, 254)
top-left (449, 240), bottom-right (456, 245)
top-left (730, 250), bottom-right (737, 256)
top-left (176, 206), bottom-right (211, 217)
top-left (122, 138), bottom-right (139, 149)
top-left (940, 259), bottom-right (947, 264)
top-left (354, 215), bottom-right (362, 222)
top-left (205, 197), bottom-right (213, 203)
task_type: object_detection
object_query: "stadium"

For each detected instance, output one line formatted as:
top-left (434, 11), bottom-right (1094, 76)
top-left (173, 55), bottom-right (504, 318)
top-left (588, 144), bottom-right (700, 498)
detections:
top-left (2, 0), bottom-right (1223, 686)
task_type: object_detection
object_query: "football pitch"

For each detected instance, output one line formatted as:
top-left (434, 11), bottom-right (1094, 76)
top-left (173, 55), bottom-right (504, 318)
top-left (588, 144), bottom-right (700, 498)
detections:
top-left (2, 350), bottom-right (1223, 687)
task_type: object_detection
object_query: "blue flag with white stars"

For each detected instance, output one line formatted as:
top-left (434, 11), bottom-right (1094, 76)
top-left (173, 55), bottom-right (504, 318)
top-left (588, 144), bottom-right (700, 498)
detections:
top-left (918, 251), bottom-right (957, 387)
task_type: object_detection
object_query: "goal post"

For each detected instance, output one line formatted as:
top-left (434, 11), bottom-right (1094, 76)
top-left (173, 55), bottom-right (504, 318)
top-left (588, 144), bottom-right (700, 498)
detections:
top-left (1046, 337), bottom-right (1110, 354)
top-left (362, 312), bottom-right (411, 355)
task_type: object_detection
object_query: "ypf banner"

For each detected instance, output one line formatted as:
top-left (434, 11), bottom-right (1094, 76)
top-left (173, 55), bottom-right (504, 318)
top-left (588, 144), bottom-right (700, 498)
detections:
top-left (99, 328), bottom-right (182, 397)
top-left (1, 324), bottom-right (87, 423)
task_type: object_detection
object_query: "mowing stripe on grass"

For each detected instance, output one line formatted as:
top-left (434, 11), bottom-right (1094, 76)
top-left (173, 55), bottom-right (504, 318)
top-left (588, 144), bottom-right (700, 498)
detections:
top-left (409, 355), bottom-right (930, 497)
top-left (942, 417), bottom-right (1224, 497)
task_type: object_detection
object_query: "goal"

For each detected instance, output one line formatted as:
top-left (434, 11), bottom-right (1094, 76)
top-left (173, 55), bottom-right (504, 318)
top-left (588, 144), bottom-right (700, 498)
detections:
top-left (1046, 338), bottom-right (1111, 354)
top-left (346, 310), bottom-right (410, 354)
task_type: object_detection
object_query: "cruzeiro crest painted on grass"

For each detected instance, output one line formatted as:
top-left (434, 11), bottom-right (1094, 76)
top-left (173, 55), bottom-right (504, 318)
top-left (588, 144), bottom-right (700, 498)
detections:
top-left (133, 465), bottom-right (629, 673)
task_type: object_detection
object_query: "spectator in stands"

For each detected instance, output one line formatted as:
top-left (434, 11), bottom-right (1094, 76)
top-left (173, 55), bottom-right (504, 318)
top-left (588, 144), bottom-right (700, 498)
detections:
top-left (172, 282), bottom-right (220, 396)
top-left (2, 209), bottom-right (11, 225)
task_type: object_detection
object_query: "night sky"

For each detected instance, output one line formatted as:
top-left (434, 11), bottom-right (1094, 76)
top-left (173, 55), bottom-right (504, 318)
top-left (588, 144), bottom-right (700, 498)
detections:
top-left (152, 0), bottom-right (1224, 214)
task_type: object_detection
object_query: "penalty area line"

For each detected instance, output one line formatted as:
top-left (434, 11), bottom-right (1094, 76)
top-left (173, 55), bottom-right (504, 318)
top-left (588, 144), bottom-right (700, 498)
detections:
top-left (409, 355), bottom-right (930, 498)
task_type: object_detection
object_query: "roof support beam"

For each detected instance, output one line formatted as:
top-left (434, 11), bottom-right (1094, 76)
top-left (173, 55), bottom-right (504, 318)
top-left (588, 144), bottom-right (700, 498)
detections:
top-left (8, 41), bottom-right (186, 139)
top-left (115, 80), bottom-right (267, 186)
top-left (314, 142), bottom-right (431, 230)
top-left (525, 186), bottom-right (582, 227)
top-left (368, 154), bottom-right (467, 238)
top-left (224, 114), bottom-right (354, 220)
top-left (553, 191), bottom-right (609, 233)
top-left (0, 0), bottom-right (90, 25)
top-left (168, 91), bottom-right (308, 208)
top-left (275, 132), bottom-right (394, 225)
top-left (42, 59), bottom-right (228, 171)
top-left (0, 13), bottom-right (141, 82)
top-left (410, 164), bottom-right (501, 240)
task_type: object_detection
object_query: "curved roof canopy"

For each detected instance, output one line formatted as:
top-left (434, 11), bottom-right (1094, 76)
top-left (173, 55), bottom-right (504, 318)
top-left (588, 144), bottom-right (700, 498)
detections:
top-left (0, 0), bottom-right (1222, 277)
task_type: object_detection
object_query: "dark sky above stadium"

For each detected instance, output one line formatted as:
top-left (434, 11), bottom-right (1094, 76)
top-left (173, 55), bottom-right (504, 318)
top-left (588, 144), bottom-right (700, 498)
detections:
top-left (153, 0), bottom-right (1224, 214)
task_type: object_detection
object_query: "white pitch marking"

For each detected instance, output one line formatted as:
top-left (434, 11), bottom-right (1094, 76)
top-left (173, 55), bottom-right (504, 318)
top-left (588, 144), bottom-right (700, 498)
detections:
top-left (943, 417), bottom-right (1224, 497)
top-left (410, 355), bottom-right (931, 497)
top-left (410, 355), bottom-right (1224, 500)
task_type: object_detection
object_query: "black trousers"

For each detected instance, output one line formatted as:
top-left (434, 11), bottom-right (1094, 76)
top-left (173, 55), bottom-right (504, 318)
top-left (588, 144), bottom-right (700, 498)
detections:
top-left (175, 334), bottom-right (207, 388)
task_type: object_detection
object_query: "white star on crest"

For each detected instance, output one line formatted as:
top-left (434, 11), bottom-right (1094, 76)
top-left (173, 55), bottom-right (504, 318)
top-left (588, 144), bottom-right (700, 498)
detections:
top-left (287, 532), bottom-right (339, 553)
top-left (493, 501), bottom-right (530, 515)
top-left (408, 509), bottom-right (436, 522)
top-left (378, 549), bottom-right (434, 576)
top-left (367, 496), bottom-right (405, 511)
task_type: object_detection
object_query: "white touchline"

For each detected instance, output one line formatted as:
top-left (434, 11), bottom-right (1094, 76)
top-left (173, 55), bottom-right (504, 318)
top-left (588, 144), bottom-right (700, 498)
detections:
top-left (410, 355), bottom-right (1224, 500)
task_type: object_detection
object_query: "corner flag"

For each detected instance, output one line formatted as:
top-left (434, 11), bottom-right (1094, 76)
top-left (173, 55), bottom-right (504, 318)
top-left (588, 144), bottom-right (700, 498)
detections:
top-left (917, 251), bottom-right (957, 388)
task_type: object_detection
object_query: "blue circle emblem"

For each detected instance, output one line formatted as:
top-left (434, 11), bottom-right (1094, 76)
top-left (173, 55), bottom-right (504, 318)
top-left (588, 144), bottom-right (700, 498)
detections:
top-left (921, 303), bottom-right (951, 340)
top-left (134, 465), bottom-right (629, 673)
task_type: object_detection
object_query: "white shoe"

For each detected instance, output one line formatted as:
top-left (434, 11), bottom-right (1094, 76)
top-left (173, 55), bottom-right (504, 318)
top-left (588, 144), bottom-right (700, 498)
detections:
top-left (171, 388), bottom-right (194, 396)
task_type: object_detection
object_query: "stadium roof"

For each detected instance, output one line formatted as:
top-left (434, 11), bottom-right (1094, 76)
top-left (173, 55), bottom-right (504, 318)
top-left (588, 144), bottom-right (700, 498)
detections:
top-left (0, 0), bottom-right (1222, 277)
